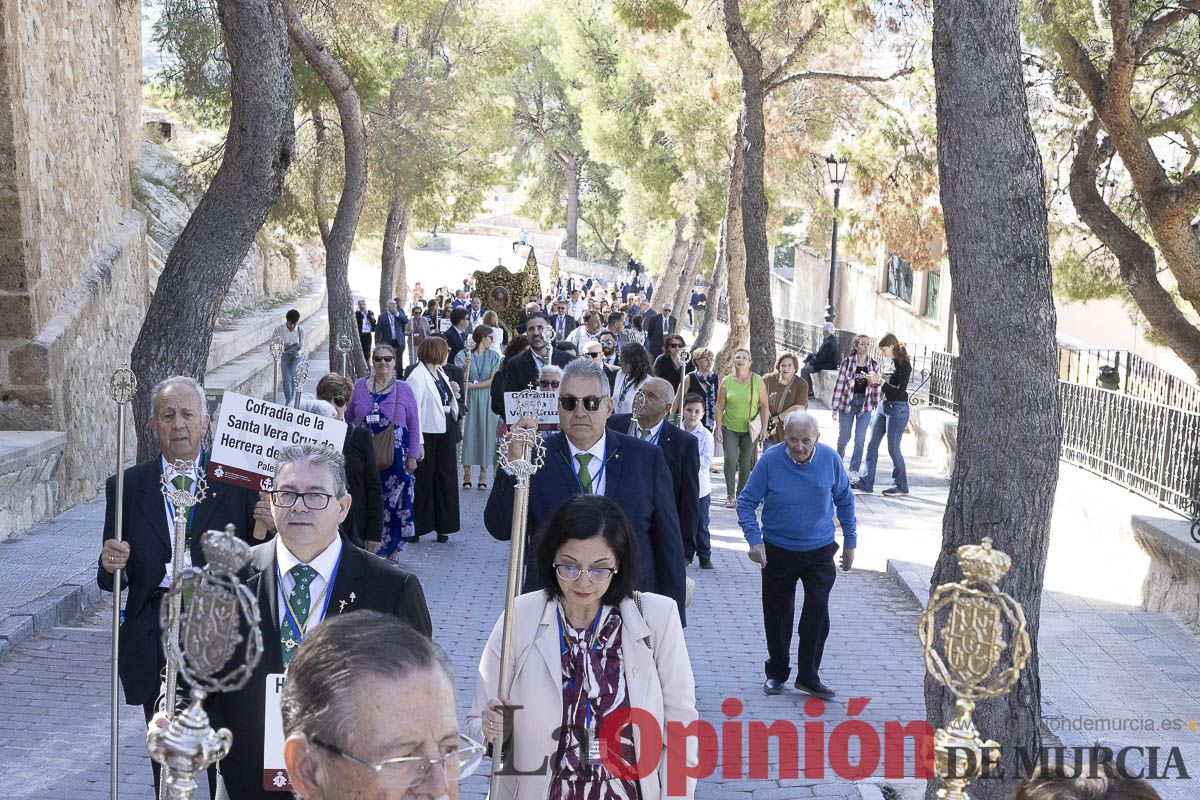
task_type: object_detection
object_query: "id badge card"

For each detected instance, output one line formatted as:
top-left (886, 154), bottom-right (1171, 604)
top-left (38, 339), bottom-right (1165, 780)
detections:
top-left (366, 413), bottom-right (381, 425)
top-left (262, 673), bottom-right (292, 792)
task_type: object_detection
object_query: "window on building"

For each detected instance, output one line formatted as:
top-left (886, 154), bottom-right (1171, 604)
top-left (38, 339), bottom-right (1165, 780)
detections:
top-left (885, 253), bottom-right (913, 304)
top-left (924, 271), bottom-right (941, 319)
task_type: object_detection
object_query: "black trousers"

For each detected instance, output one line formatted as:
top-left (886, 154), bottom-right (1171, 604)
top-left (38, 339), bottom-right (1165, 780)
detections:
top-left (414, 431), bottom-right (460, 535)
top-left (761, 540), bottom-right (838, 683)
top-left (359, 332), bottom-right (373, 362)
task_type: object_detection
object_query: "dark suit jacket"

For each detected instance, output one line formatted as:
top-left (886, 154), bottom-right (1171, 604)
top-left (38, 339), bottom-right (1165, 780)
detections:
top-left (492, 348), bottom-right (575, 416)
top-left (484, 430), bottom-right (686, 623)
top-left (443, 325), bottom-right (469, 364)
top-left (354, 309), bottom-right (376, 335)
top-left (212, 539), bottom-right (432, 800)
top-left (97, 458), bottom-right (258, 706)
top-left (374, 309), bottom-right (407, 352)
top-left (549, 314), bottom-right (577, 341)
top-left (601, 362), bottom-right (620, 393)
top-left (645, 312), bottom-right (678, 359)
top-left (806, 335), bottom-right (840, 371)
top-left (607, 415), bottom-right (699, 559)
top-left (341, 427), bottom-right (383, 547)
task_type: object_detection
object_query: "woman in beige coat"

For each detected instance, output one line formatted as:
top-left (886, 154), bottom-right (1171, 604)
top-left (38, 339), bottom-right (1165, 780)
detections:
top-left (468, 495), bottom-right (698, 800)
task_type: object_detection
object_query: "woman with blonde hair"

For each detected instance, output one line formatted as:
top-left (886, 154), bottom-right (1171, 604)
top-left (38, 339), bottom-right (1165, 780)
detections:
top-left (762, 351), bottom-right (808, 446)
top-left (830, 334), bottom-right (880, 478)
top-left (714, 347), bottom-right (770, 507)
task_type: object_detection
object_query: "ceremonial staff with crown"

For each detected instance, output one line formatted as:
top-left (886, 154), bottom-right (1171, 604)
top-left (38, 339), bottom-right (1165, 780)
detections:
top-left (98, 375), bottom-right (260, 796)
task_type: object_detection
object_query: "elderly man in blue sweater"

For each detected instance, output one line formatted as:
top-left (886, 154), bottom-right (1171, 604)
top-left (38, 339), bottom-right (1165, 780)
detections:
top-left (737, 411), bottom-right (857, 699)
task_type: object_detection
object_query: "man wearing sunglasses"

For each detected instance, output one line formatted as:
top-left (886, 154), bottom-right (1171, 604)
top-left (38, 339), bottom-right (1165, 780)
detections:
top-left (194, 443), bottom-right (432, 800)
top-left (582, 339), bottom-right (619, 392)
top-left (484, 358), bottom-right (687, 623)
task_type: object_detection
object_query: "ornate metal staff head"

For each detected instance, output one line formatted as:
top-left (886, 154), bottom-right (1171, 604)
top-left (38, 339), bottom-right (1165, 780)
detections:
top-left (497, 389), bottom-right (547, 488)
top-left (292, 355), bottom-right (310, 394)
top-left (631, 388), bottom-right (647, 419)
top-left (679, 348), bottom-right (691, 367)
top-left (336, 334), bottom-right (352, 355)
top-left (268, 337), bottom-right (285, 361)
top-left (151, 526), bottom-right (263, 800)
top-left (108, 368), bottom-right (137, 405)
top-left (161, 461), bottom-right (208, 517)
top-left (919, 538), bottom-right (1031, 800)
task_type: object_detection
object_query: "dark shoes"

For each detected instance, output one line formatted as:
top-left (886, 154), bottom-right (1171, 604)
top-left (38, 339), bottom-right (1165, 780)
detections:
top-left (436, 534), bottom-right (450, 543)
top-left (794, 679), bottom-right (836, 700)
top-left (850, 481), bottom-right (870, 493)
top-left (699, 557), bottom-right (714, 570)
top-left (763, 678), bottom-right (785, 695)
top-left (881, 487), bottom-right (909, 497)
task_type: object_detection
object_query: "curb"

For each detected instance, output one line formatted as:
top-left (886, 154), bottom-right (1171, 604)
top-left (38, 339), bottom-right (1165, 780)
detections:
top-left (886, 559), bottom-right (932, 610)
top-left (856, 785), bottom-right (885, 800)
top-left (0, 566), bottom-right (102, 658)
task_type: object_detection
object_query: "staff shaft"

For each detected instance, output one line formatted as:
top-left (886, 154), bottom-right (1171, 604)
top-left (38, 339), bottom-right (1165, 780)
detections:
top-left (161, 508), bottom-right (189, 788)
top-left (110, 404), bottom-right (128, 800)
top-left (489, 445), bottom-right (532, 798)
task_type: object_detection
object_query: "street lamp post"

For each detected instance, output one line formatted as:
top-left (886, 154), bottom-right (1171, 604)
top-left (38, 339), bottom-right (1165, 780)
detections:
top-left (825, 154), bottom-right (849, 323)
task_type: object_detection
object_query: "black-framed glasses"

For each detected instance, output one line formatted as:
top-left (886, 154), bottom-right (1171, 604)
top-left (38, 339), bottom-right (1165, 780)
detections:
top-left (271, 491), bottom-right (335, 510)
top-left (373, 355), bottom-right (394, 363)
top-left (311, 734), bottom-right (485, 789)
top-left (554, 564), bottom-right (618, 582)
top-left (585, 351), bottom-right (602, 358)
top-left (539, 380), bottom-right (561, 389)
top-left (668, 343), bottom-right (682, 349)
top-left (559, 394), bottom-right (604, 412)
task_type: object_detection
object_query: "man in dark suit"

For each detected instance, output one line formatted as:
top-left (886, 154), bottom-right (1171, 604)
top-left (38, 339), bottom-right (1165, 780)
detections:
top-left (354, 299), bottom-right (375, 362)
top-left (515, 297), bottom-right (541, 334)
top-left (201, 444), bottom-right (432, 800)
top-left (492, 312), bottom-right (575, 416)
top-left (442, 306), bottom-right (470, 365)
top-left (549, 298), bottom-right (577, 343)
top-left (485, 358), bottom-right (687, 622)
top-left (607, 377), bottom-right (699, 566)
top-left (99, 376), bottom-right (259, 793)
top-left (373, 298), bottom-right (407, 369)
top-left (645, 301), bottom-right (678, 359)
top-left (582, 339), bottom-right (619, 392)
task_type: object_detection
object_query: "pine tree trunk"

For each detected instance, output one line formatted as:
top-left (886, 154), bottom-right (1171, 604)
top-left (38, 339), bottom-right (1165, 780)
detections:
top-left (715, 121), bottom-right (748, 378)
top-left (672, 238), bottom-right (704, 327)
top-left (734, 58), bottom-right (776, 372)
top-left (927, 1), bottom-right (1061, 797)
top-left (693, 216), bottom-right (726, 350)
top-left (284, 0), bottom-right (369, 378)
top-left (565, 161), bottom-right (580, 258)
top-left (381, 196), bottom-right (411, 309)
top-left (652, 216), bottom-right (690, 314)
top-left (130, 0), bottom-right (295, 459)
top-left (310, 103), bottom-right (331, 247)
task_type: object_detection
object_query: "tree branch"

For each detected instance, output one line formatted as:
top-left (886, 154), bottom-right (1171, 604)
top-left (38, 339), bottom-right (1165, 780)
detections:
top-left (1050, 23), bottom-right (1105, 108)
top-left (1135, 2), bottom-right (1200, 57)
top-left (762, 16), bottom-right (826, 87)
top-left (765, 65), bottom-right (914, 95)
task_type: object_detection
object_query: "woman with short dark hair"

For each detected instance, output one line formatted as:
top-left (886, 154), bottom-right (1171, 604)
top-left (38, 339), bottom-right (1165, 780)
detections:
top-left (852, 332), bottom-right (912, 497)
top-left (653, 332), bottom-right (689, 392)
top-left (468, 495), bottom-right (698, 800)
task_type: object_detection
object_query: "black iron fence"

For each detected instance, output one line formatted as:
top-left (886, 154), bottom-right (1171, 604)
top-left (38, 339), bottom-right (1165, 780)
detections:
top-left (768, 316), bottom-right (1198, 516)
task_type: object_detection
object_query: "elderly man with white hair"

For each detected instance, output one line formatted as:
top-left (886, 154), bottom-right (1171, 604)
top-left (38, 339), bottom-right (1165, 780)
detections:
top-left (800, 321), bottom-right (841, 400)
top-left (736, 412), bottom-right (856, 701)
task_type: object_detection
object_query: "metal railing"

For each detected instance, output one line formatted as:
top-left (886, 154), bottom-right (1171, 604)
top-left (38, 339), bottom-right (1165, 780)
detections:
top-left (1056, 346), bottom-right (1200, 413)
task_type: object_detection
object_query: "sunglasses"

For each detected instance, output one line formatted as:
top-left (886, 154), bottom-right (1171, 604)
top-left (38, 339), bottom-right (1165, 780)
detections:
top-left (539, 380), bottom-right (561, 389)
top-left (585, 352), bottom-right (602, 358)
top-left (559, 395), bottom-right (604, 412)
top-left (372, 356), bottom-right (394, 363)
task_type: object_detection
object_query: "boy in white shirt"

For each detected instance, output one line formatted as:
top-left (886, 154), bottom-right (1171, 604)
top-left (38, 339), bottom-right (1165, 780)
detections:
top-left (683, 393), bottom-right (715, 569)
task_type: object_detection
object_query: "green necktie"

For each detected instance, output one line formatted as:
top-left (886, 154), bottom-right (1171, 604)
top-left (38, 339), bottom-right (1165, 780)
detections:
top-left (282, 564), bottom-right (318, 667)
top-left (575, 453), bottom-right (594, 494)
top-left (640, 428), bottom-right (653, 440)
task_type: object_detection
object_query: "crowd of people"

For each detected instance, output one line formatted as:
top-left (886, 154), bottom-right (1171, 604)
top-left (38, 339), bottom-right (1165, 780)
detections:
top-left (95, 267), bottom-right (955, 800)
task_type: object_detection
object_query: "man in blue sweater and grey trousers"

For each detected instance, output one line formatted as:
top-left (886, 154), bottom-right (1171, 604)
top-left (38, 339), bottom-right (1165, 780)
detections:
top-left (736, 411), bottom-right (857, 699)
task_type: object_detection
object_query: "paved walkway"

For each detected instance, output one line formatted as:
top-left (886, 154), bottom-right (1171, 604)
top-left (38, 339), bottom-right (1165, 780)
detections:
top-left (2, 370), bottom-right (1198, 798)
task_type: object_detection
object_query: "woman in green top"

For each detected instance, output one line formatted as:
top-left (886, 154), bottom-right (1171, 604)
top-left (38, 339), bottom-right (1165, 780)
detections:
top-left (714, 347), bottom-right (770, 507)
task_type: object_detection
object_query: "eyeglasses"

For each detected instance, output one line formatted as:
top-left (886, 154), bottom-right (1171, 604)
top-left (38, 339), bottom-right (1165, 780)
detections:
top-left (559, 394), bottom-right (605, 412)
top-left (554, 564), bottom-right (618, 582)
top-left (312, 734), bottom-right (485, 789)
top-left (373, 356), bottom-right (394, 363)
top-left (271, 491), bottom-right (335, 510)
top-left (585, 351), bottom-right (602, 358)
top-left (539, 380), bottom-right (560, 389)
top-left (668, 343), bottom-right (682, 349)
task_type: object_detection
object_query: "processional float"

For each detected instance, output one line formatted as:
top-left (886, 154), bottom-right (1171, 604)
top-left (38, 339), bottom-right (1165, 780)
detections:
top-left (489, 390), bottom-right (547, 798)
top-left (919, 537), bottom-right (1031, 800)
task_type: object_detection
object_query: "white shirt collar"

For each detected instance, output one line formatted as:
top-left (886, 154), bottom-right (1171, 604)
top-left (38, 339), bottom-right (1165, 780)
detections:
top-left (566, 434), bottom-right (606, 463)
top-left (275, 535), bottom-right (343, 584)
top-left (639, 417), bottom-right (665, 439)
top-left (160, 454), bottom-right (200, 481)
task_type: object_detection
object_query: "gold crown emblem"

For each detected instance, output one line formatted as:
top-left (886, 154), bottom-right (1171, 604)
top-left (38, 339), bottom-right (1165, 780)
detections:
top-left (199, 527), bottom-right (252, 574)
top-left (956, 537), bottom-right (1012, 586)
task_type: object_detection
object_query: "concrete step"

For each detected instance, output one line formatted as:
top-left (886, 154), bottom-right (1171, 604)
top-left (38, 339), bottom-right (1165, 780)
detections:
top-left (205, 282), bottom-right (325, 373)
top-left (204, 307), bottom-right (330, 411)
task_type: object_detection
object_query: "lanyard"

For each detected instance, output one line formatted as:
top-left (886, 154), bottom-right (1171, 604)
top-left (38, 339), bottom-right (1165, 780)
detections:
top-left (641, 423), bottom-right (664, 445)
top-left (557, 607), bottom-right (605, 734)
top-left (161, 451), bottom-right (203, 542)
top-left (277, 547), bottom-right (343, 650)
top-left (567, 442), bottom-right (609, 494)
